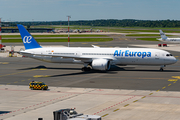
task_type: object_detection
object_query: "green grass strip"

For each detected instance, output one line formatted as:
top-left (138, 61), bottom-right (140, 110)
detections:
top-left (136, 38), bottom-right (159, 41)
top-left (2, 38), bottom-right (113, 43)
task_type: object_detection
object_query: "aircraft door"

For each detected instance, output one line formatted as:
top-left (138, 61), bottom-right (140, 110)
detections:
top-left (76, 51), bottom-right (81, 56)
top-left (155, 52), bottom-right (159, 59)
top-left (155, 52), bottom-right (162, 64)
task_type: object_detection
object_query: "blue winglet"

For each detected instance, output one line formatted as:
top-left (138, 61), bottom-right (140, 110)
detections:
top-left (17, 24), bottom-right (42, 49)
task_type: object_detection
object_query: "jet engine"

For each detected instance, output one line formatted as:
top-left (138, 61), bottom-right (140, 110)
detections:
top-left (91, 59), bottom-right (110, 70)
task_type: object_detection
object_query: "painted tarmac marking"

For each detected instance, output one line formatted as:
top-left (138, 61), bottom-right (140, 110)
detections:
top-left (33, 75), bottom-right (50, 78)
top-left (96, 89), bottom-right (104, 91)
top-left (57, 75), bottom-right (170, 80)
top-left (113, 109), bottom-right (119, 112)
top-left (118, 76), bottom-right (180, 119)
top-left (133, 100), bottom-right (138, 103)
top-left (1, 93), bottom-right (74, 116)
top-left (44, 75), bottom-right (50, 77)
top-left (172, 76), bottom-right (180, 79)
top-left (4, 76), bottom-right (37, 86)
top-left (155, 76), bottom-right (179, 96)
top-left (33, 75), bottom-right (44, 78)
top-left (0, 62), bottom-right (9, 64)
top-left (168, 84), bottom-right (171, 86)
top-left (39, 68), bottom-right (47, 70)
top-left (102, 114), bottom-right (109, 117)
top-left (93, 96), bottom-right (135, 115)
top-left (168, 79), bottom-right (178, 82)
top-left (99, 76), bottom-right (167, 80)
top-left (2, 87), bottom-right (180, 99)
top-left (124, 104), bottom-right (129, 107)
top-left (2, 62), bottom-right (9, 64)
top-left (162, 86), bottom-right (166, 89)
top-left (141, 96), bottom-right (146, 99)
top-left (0, 69), bottom-right (36, 78)
top-left (156, 76), bottom-right (179, 92)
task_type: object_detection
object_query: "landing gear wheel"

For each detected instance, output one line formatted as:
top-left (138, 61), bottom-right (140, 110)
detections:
top-left (160, 65), bottom-right (165, 71)
top-left (81, 67), bottom-right (91, 72)
top-left (87, 67), bottom-right (91, 71)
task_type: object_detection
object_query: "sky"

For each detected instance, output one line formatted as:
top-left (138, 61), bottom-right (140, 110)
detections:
top-left (0, 0), bottom-right (180, 21)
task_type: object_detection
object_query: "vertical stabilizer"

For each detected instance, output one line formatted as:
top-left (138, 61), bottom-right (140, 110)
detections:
top-left (159, 30), bottom-right (168, 40)
top-left (17, 25), bottom-right (42, 49)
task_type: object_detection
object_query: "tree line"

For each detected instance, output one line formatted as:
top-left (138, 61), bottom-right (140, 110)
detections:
top-left (3, 19), bottom-right (180, 28)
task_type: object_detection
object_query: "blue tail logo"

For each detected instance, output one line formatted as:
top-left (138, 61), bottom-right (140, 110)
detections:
top-left (23, 36), bottom-right (32, 44)
top-left (17, 24), bottom-right (42, 49)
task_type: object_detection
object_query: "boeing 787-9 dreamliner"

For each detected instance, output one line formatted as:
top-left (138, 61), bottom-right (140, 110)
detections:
top-left (17, 25), bottom-right (177, 71)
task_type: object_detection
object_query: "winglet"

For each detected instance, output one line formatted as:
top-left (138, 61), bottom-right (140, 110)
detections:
top-left (17, 24), bottom-right (42, 49)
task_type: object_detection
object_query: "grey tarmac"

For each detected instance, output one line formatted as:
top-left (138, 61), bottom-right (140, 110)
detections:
top-left (0, 35), bottom-right (180, 120)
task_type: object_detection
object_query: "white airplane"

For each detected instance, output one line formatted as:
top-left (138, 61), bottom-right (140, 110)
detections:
top-left (17, 25), bottom-right (177, 71)
top-left (159, 30), bottom-right (180, 43)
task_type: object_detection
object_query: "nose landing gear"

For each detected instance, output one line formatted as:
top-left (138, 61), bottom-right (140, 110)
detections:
top-left (160, 65), bottom-right (166, 71)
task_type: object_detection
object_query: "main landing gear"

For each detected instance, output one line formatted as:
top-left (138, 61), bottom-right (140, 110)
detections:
top-left (81, 63), bottom-right (92, 71)
top-left (160, 65), bottom-right (166, 71)
top-left (81, 67), bottom-right (91, 71)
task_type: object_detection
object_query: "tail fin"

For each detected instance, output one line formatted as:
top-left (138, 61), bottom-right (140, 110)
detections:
top-left (159, 30), bottom-right (168, 40)
top-left (17, 25), bottom-right (42, 49)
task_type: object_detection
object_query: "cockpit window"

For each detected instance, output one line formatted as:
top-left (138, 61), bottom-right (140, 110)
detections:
top-left (166, 54), bottom-right (173, 56)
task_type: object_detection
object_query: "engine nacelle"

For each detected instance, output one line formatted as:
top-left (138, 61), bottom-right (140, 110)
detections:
top-left (92, 59), bottom-right (110, 71)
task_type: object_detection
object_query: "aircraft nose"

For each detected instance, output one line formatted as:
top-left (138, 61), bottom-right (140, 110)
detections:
top-left (172, 57), bottom-right (177, 64)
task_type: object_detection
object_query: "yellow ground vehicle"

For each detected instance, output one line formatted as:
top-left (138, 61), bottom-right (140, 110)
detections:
top-left (29, 81), bottom-right (48, 90)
